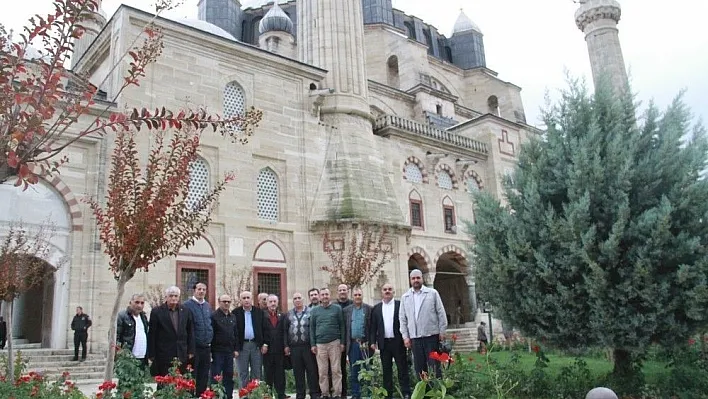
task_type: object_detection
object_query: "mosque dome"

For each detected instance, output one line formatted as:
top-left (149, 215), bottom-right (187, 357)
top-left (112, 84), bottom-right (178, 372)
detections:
top-left (242, 0), bottom-right (287, 10)
top-left (452, 9), bottom-right (481, 35)
top-left (172, 18), bottom-right (236, 41)
top-left (258, 2), bottom-right (294, 34)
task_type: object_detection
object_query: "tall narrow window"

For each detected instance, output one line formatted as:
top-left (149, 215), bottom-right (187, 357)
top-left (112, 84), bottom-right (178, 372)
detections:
top-left (224, 81), bottom-right (246, 132)
top-left (443, 196), bottom-right (456, 233)
top-left (257, 168), bottom-right (279, 222)
top-left (387, 55), bottom-right (400, 88)
top-left (186, 157), bottom-right (209, 210)
top-left (409, 190), bottom-right (424, 229)
top-left (404, 21), bottom-right (415, 39)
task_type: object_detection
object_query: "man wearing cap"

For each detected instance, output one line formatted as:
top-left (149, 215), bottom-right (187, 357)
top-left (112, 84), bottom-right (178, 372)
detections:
top-left (399, 269), bottom-right (447, 378)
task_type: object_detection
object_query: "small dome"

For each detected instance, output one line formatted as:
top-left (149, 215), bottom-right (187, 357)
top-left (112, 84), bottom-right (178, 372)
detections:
top-left (173, 18), bottom-right (236, 41)
top-left (259, 2), bottom-right (294, 34)
top-left (452, 9), bottom-right (481, 34)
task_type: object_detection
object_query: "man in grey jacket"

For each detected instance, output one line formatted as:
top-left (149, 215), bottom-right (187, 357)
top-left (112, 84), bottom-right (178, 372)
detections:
top-left (343, 288), bottom-right (372, 399)
top-left (399, 269), bottom-right (447, 378)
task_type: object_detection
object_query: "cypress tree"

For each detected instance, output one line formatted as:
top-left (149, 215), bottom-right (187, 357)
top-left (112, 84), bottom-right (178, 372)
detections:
top-left (468, 80), bottom-right (708, 378)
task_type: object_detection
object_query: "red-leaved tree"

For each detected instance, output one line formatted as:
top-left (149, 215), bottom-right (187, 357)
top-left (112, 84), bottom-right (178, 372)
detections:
top-left (321, 223), bottom-right (394, 289)
top-left (86, 126), bottom-right (253, 380)
top-left (0, 0), bottom-right (261, 187)
top-left (0, 220), bottom-right (62, 379)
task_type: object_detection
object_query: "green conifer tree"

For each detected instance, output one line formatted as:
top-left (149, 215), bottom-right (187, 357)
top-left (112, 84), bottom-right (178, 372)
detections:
top-left (468, 80), bottom-right (708, 379)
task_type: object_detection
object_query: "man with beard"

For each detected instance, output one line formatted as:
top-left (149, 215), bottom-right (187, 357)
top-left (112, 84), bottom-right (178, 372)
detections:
top-left (308, 288), bottom-right (320, 308)
top-left (400, 269), bottom-right (447, 379)
top-left (148, 286), bottom-right (195, 381)
top-left (369, 284), bottom-right (411, 399)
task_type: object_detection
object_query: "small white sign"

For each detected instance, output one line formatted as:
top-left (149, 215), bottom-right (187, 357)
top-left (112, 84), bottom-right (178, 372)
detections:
top-left (229, 237), bottom-right (244, 257)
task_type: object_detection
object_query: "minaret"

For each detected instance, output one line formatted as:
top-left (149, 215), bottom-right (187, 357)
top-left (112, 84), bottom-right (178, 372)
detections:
top-left (575, 0), bottom-right (629, 93)
top-left (298, 0), bottom-right (404, 225)
top-left (71, 0), bottom-right (107, 69)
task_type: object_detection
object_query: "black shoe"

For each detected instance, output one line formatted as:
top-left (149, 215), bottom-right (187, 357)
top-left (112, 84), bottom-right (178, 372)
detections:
top-left (71, 357), bottom-right (78, 361)
top-left (80, 358), bottom-right (86, 362)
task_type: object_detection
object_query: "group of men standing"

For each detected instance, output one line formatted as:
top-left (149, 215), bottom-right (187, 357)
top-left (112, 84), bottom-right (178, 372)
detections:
top-left (110, 268), bottom-right (447, 399)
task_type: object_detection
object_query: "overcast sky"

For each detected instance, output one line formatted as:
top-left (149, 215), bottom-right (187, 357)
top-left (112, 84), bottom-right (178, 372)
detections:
top-left (3, 0), bottom-right (706, 128)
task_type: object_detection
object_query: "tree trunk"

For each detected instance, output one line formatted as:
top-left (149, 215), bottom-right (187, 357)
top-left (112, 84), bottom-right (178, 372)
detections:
top-left (612, 348), bottom-right (633, 377)
top-left (4, 301), bottom-right (14, 380)
top-left (103, 272), bottom-right (129, 381)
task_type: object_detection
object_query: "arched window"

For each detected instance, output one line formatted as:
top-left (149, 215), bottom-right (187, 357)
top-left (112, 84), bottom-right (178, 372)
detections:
top-left (423, 29), bottom-right (433, 55)
top-left (467, 178), bottom-right (480, 193)
top-left (387, 55), bottom-right (400, 88)
top-left (437, 170), bottom-right (453, 190)
top-left (257, 168), bottom-right (279, 222)
top-left (187, 157), bottom-right (210, 210)
top-left (487, 95), bottom-right (499, 116)
top-left (442, 196), bottom-right (456, 233)
top-left (224, 81), bottom-right (246, 131)
top-left (404, 163), bottom-right (423, 183)
top-left (404, 21), bottom-right (415, 39)
top-left (409, 190), bottom-right (424, 228)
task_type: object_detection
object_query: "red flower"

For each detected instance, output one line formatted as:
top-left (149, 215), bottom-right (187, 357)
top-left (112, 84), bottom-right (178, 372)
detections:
top-left (213, 374), bottom-right (223, 383)
top-left (246, 379), bottom-right (260, 391)
top-left (98, 380), bottom-right (117, 391)
top-left (688, 338), bottom-right (697, 345)
top-left (96, 393), bottom-right (103, 399)
top-left (186, 364), bottom-right (194, 372)
top-left (200, 389), bottom-right (216, 399)
top-left (62, 371), bottom-right (70, 379)
top-left (531, 345), bottom-right (540, 353)
top-left (451, 333), bottom-right (458, 342)
top-left (238, 388), bottom-right (249, 397)
top-left (123, 391), bottom-right (133, 399)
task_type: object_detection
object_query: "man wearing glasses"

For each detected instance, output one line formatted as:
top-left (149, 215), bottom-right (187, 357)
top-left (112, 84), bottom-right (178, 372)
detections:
top-left (116, 293), bottom-right (149, 368)
top-left (211, 294), bottom-right (238, 399)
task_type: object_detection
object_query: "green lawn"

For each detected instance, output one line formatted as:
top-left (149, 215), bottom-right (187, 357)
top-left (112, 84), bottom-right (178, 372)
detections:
top-left (462, 349), bottom-right (670, 384)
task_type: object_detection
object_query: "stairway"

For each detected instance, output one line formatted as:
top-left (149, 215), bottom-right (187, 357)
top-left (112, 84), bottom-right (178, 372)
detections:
top-left (7, 347), bottom-right (106, 381)
top-left (447, 327), bottom-right (478, 353)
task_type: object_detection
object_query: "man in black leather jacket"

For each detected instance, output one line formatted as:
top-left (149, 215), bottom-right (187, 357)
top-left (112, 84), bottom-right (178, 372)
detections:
top-left (117, 293), bottom-right (149, 367)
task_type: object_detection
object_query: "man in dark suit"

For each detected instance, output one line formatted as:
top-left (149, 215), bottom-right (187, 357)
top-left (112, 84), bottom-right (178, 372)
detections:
top-left (263, 295), bottom-right (287, 399)
top-left (232, 290), bottom-right (269, 390)
top-left (369, 283), bottom-right (411, 399)
top-left (147, 286), bottom-right (195, 381)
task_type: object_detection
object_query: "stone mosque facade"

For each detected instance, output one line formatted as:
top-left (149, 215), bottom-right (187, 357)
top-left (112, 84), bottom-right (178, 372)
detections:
top-left (0, 0), bottom-right (627, 350)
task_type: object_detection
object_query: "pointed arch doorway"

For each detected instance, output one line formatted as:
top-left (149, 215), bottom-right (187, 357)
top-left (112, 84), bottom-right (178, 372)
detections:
top-left (177, 236), bottom-right (217, 306)
top-left (434, 251), bottom-right (472, 326)
top-left (252, 240), bottom-right (287, 312)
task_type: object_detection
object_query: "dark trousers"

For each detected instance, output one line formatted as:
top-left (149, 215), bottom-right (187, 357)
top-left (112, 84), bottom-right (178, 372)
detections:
top-left (0, 337), bottom-right (5, 350)
top-left (73, 332), bottom-right (87, 359)
top-left (263, 352), bottom-right (286, 399)
top-left (193, 346), bottom-right (211, 395)
top-left (381, 339), bottom-right (411, 398)
top-left (412, 335), bottom-right (441, 379)
top-left (211, 351), bottom-right (235, 399)
top-left (291, 346), bottom-right (319, 399)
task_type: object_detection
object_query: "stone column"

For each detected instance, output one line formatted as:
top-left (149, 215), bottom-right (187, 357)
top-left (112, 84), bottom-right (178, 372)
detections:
top-left (466, 271), bottom-right (477, 323)
top-left (575, 0), bottom-right (629, 94)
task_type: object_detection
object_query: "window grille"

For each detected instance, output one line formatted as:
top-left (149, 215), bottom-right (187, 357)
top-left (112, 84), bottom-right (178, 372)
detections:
top-left (186, 158), bottom-right (209, 210)
top-left (410, 201), bottom-right (423, 227)
top-left (256, 272), bottom-right (282, 301)
top-left (467, 178), bottom-right (480, 192)
top-left (257, 168), bottom-right (279, 222)
top-left (224, 82), bottom-right (246, 130)
top-left (444, 207), bottom-right (455, 232)
top-left (437, 170), bottom-right (453, 190)
top-left (180, 268), bottom-right (209, 302)
top-left (404, 163), bottom-right (423, 183)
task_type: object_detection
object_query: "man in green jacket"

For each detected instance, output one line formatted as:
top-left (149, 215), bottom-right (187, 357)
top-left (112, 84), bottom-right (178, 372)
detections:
top-left (310, 288), bottom-right (345, 399)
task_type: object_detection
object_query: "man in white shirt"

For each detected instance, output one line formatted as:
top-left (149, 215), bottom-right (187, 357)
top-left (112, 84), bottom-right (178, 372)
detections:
top-left (399, 269), bottom-right (447, 378)
top-left (369, 284), bottom-right (411, 399)
top-left (116, 293), bottom-right (149, 368)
